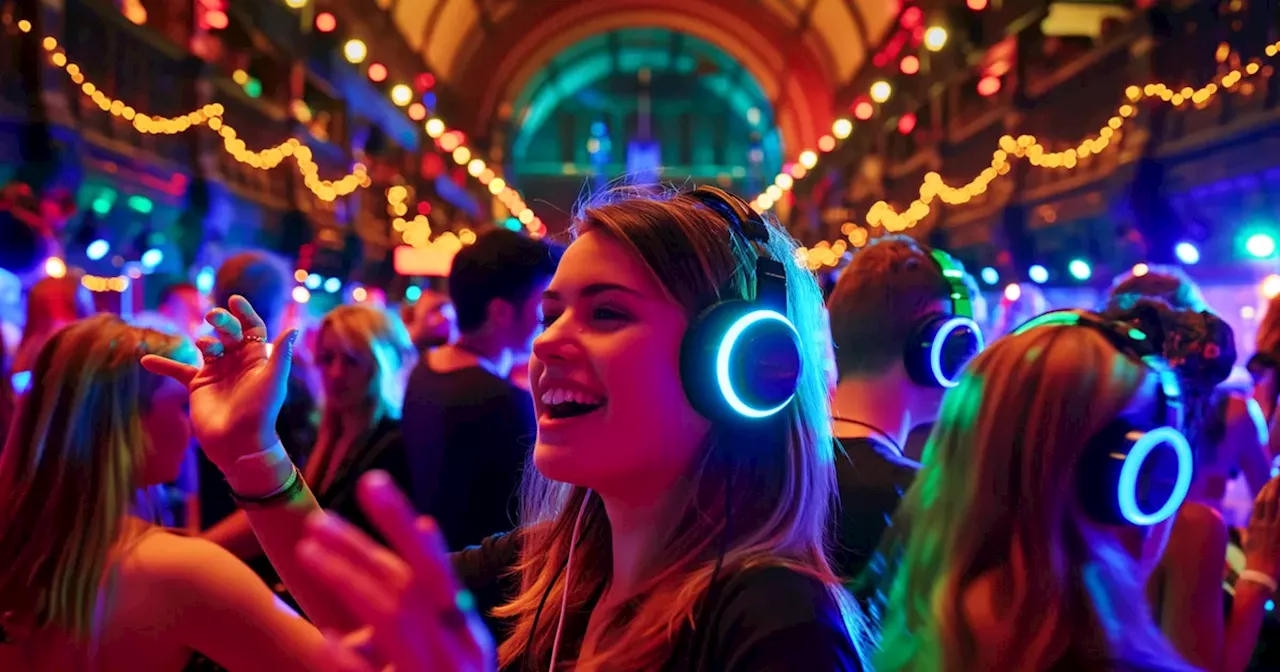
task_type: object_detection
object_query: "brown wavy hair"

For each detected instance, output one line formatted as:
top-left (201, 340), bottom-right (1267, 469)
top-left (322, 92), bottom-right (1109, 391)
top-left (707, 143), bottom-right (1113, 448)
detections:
top-left (876, 324), bottom-right (1195, 672)
top-left (492, 186), bottom-right (866, 669)
top-left (0, 314), bottom-right (195, 640)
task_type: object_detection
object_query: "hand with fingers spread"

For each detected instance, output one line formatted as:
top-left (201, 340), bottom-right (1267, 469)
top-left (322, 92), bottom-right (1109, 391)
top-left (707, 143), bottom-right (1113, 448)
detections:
top-left (298, 471), bottom-right (495, 672)
top-left (142, 295), bottom-right (299, 469)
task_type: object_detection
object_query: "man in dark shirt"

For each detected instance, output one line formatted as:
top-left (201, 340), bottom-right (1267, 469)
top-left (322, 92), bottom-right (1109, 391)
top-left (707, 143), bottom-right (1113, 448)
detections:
top-left (826, 235), bottom-right (979, 580)
top-left (403, 229), bottom-right (560, 552)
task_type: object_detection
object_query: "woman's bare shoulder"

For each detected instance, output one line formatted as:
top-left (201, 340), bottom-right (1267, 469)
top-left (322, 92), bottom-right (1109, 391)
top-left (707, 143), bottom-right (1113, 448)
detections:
top-left (115, 528), bottom-right (259, 595)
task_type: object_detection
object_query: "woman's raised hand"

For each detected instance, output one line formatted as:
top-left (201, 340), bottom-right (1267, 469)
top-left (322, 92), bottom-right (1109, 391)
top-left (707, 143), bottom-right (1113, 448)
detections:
top-left (1246, 474), bottom-right (1280, 579)
top-left (298, 472), bottom-right (494, 672)
top-left (142, 295), bottom-right (298, 468)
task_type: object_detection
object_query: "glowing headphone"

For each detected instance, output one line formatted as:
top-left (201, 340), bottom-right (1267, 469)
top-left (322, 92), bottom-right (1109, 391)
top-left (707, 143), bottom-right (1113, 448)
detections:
top-left (904, 248), bottom-right (985, 389)
top-left (1013, 309), bottom-right (1193, 527)
top-left (678, 187), bottom-right (803, 423)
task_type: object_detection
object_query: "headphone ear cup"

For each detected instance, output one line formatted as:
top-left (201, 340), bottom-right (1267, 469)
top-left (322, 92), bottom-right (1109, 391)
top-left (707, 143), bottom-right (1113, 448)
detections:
top-left (1079, 423), bottom-right (1194, 526)
top-left (1078, 422), bottom-right (1133, 525)
top-left (904, 315), bottom-right (984, 388)
top-left (680, 301), bottom-right (802, 422)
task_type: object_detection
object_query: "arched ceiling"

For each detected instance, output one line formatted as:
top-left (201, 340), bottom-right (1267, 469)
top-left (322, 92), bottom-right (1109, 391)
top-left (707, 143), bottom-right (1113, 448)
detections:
top-left (373, 0), bottom-right (896, 155)
top-left (509, 28), bottom-right (782, 169)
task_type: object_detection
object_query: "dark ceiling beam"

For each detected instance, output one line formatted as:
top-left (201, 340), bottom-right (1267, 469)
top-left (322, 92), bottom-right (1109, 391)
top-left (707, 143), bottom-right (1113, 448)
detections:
top-left (841, 0), bottom-right (872, 58)
top-left (472, 0), bottom-right (493, 33)
top-left (420, 0), bottom-right (452, 51)
top-left (666, 30), bottom-right (685, 73)
top-left (608, 31), bottom-right (621, 74)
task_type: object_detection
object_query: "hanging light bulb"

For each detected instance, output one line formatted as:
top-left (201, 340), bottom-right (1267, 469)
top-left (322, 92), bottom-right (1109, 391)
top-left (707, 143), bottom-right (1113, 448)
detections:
top-left (870, 80), bottom-right (892, 103)
top-left (390, 84), bottom-right (413, 107)
top-left (343, 40), bottom-right (368, 64)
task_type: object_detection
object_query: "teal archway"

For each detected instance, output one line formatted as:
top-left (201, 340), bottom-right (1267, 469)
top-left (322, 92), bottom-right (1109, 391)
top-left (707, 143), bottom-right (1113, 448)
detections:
top-left (507, 28), bottom-right (782, 201)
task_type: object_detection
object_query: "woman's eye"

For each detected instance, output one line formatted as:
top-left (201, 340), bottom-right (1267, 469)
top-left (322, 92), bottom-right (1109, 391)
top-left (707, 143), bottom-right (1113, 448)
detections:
top-left (540, 312), bottom-right (562, 327)
top-left (592, 307), bottom-right (630, 322)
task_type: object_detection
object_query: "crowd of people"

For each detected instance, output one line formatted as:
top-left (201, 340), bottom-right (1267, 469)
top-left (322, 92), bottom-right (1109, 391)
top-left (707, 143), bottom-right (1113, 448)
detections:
top-left (0, 184), bottom-right (1278, 671)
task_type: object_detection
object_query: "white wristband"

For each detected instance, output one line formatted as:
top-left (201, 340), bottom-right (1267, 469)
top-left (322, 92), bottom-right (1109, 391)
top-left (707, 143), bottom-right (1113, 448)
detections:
top-left (1239, 569), bottom-right (1279, 593)
top-left (221, 442), bottom-right (291, 496)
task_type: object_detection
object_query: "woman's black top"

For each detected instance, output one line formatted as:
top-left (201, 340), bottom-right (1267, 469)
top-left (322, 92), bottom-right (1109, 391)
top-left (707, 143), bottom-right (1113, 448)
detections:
top-left (451, 532), bottom-right (866, 671)
top-left (309, 418), bottom-right (413, 540)
top-left (250, 419), bottom-right (412, 604)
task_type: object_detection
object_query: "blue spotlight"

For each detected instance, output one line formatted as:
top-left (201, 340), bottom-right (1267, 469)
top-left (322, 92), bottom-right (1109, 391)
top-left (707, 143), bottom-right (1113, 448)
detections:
top-left (87, 239), bottom-right (110, 261)
top-left (1175, 242), bottom-right (1200, 265)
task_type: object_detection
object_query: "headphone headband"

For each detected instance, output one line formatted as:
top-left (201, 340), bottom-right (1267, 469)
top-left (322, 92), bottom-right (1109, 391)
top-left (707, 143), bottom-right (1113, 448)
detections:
top-left (685, 187), bottom-right (771, 245)
top-left (1012, 308), bottom-right (1192, 526)
top-left (1012, 310), bottom-right (1182, 419)
top-left (685, 187), bottom-right (787, 311)
top-left (928, 248), bottom-right (974, 320)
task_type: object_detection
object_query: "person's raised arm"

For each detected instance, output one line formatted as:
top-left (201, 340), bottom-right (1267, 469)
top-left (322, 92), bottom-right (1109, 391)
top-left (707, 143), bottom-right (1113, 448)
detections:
top-left (142, 295), bottom-right (356, 632)
top-left (1231, 396), bottom-right (1273, 496)
top-left (203, 509), bottom-right (265, 560)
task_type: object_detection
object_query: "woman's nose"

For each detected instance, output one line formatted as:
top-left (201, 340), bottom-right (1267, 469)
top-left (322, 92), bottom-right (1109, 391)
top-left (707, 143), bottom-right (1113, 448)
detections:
top-left (532, 316), bottom-right (580, 363)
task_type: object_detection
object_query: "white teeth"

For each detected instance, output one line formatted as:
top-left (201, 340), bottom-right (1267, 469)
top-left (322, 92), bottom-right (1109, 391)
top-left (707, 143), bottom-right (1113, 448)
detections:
top-left (540, 387), bottom-right (605, 406)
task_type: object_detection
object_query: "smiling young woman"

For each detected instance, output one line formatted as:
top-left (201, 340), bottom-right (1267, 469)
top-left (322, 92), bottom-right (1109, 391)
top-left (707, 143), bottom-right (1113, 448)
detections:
top-left (144, 185), bottom-right (869, 672)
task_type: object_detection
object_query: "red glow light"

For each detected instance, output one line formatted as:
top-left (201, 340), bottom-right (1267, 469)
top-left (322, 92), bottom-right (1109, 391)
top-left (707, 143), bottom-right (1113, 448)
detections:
top-left (900, 7), bottom-right (923, 29)
top-left (417, 201), bottom-right (432, 216)
top-left (900, 55), bottom-right (920, 75)
top-left (315, 12), bottom-right (336, 32)
top-left (967, 0), bottom-right (988, 9)
top-left (367, 63), bottom-right (388, 82)
top-left (205, 10), bottom-right (228, 30)
top-left (897, 113), bottom-right (917, 135)
top-left (977, 75), bottom-right (1002, 97)
top-left (415, 73), bottom-right (436, 92)
top-left (854, 101), bottom-right (875, 121)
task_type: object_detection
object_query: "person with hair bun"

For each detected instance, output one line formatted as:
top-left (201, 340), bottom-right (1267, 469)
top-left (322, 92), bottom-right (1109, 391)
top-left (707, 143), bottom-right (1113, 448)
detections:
top-left (1103, 270), bottom-right (1271, 511)
top-left (1103, 299), bottom-right (1280, 672)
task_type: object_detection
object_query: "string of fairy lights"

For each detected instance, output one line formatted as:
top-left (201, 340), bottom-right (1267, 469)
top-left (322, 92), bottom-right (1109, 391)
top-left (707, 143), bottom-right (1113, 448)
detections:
top-left (34, 29), bottom-right (370, 202)
top-left (16, 12), bottom-right (540, 240)
top-left (767, 34), bottom-right (1280, 271)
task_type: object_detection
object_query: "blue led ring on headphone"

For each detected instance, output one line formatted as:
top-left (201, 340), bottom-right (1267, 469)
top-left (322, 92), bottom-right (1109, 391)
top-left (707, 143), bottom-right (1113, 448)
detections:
top-left (1014, 309), bottom-right (1192, 527)
top-left (679, 187), bottom-right (803, 423)
top-left (904, 248), bottom-right (985, 388)
top-left (1116, 426), bottom-right (1194, 525)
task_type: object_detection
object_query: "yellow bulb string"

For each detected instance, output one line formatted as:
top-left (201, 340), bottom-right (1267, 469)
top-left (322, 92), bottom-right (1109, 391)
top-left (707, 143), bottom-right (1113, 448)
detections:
top-left (766, 47), bottom-right (1274, 269)
top-left (39, 31), bottom-right (371, 202)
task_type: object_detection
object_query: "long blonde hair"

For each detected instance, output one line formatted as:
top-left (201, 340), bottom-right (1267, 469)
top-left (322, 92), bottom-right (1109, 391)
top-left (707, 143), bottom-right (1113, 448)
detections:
top-left (494, 186), bottom-right (865, 669)
top-left (305, 304), bottom-right (416, 493)
top-left (0, 314), bottom-right (195, 640)
top-left (875, 325), bottom-right (1194, 672)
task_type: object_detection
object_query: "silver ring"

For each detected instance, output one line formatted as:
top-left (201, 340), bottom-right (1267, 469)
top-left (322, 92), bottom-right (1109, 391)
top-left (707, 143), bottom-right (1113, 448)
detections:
top-left (243, 335), bottom-right (267, 344)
